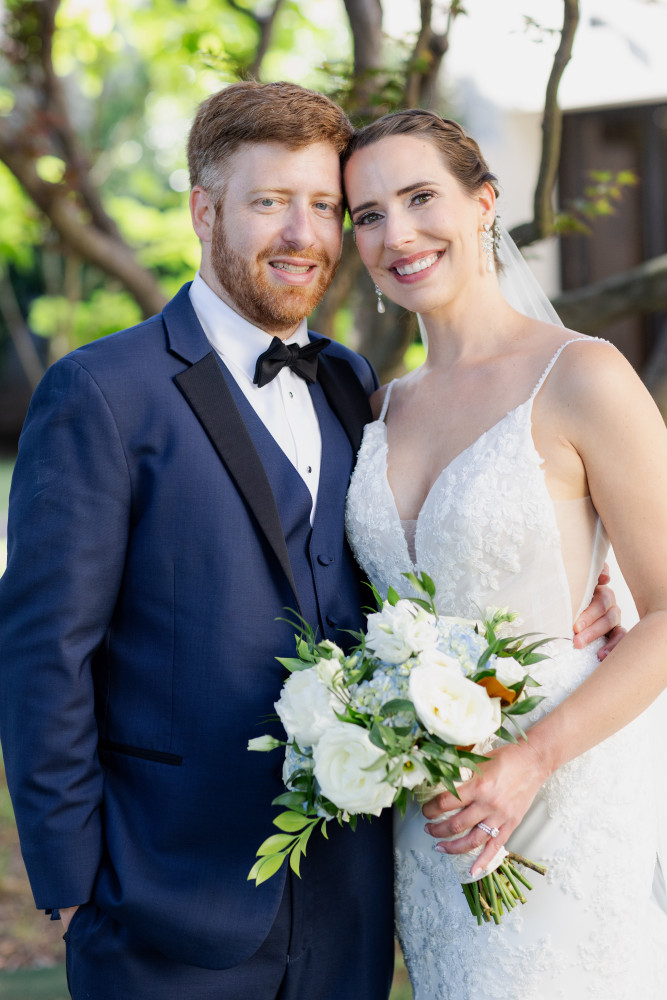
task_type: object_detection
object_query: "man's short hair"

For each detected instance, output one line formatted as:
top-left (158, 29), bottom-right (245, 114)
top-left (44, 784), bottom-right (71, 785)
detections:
top-left (188, 81), bottom-right (354, 200)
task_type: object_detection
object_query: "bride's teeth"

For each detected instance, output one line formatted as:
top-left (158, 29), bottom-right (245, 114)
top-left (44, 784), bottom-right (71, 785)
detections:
top-left (272, 262), bottom-right (311, 273)
top-left (396, 253), bottom-right (439, 276)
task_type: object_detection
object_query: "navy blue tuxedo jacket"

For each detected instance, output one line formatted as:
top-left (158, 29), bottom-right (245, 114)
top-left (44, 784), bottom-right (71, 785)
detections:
top-left (0, 285), bottom-right (394, 973)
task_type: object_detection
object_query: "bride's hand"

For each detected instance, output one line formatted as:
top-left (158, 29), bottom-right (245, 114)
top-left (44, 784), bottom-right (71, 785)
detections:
top-left (422, 741), bottom-right (550, 876)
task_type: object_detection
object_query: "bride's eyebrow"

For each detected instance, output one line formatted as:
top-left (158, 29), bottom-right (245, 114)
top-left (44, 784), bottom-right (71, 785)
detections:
top-left (350, 181), bottom-right (436, 217)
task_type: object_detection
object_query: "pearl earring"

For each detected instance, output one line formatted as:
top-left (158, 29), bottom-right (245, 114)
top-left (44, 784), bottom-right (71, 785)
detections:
top-left (374, 284), bottom-right (385, 314)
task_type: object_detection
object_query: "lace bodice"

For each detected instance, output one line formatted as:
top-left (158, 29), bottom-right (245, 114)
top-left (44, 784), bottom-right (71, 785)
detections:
top-left (346, 339), bottom-right (608, 640)
top-left (345, 338), bottom-right (667, 1000)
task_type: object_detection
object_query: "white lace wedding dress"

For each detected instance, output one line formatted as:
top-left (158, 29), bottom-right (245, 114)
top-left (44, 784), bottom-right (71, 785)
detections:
top-left (345, 340), bottom-right (667, 1000)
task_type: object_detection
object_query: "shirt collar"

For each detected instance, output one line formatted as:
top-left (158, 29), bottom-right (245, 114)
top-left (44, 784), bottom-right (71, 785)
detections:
top-left (189, 271), bottom-right (310, 382)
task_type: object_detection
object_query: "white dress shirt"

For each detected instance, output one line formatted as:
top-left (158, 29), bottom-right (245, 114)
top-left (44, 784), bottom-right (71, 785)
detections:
top-left (189, 272), bottom-right (322, 517)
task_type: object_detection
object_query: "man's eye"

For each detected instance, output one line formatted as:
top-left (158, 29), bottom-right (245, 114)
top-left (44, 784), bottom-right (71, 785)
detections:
top-left (260, 198), bottom-right (275, 207)
top-left (315, 202), bottom-right (333, 211)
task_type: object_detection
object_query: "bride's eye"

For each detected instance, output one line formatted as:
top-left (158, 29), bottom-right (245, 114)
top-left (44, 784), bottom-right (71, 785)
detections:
top-left (353, 210), bottom-right (382, 228)
top-left (411, 191), bottom-right (435, 206)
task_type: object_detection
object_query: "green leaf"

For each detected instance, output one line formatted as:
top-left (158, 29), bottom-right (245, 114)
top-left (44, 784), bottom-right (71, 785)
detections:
top-left (505, 695), bottom-right (544, 715)
top-left (272, 791), bottom-right (310, 810)
top-left (256, 833), bottom-right (295, 855)
top-left (273, 811), bottom-right (311, 833)
top-left (275, 656), bottom-right (312, 673)
top-left (254, 852), bottom-right (287, 885)
top-left (382, 698), bottom-right (417, 716)
top-left (386, 585), bottom-right (400, 606)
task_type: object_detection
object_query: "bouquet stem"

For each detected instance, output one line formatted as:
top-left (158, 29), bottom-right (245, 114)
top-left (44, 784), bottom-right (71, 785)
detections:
top-left (461, 853), bottom-right (546, 924)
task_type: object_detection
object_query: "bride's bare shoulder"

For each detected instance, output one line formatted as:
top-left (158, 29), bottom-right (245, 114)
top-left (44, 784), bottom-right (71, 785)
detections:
top-left (369, 383), bottom-right (390, 421)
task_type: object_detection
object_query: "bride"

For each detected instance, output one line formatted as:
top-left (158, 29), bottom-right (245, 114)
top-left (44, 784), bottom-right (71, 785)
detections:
top-left (342, 110), bottom-right (667, 999)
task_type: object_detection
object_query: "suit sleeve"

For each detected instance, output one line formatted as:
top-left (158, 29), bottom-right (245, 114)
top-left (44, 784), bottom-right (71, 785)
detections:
top-left (0, 358), bottom-right (131, 909)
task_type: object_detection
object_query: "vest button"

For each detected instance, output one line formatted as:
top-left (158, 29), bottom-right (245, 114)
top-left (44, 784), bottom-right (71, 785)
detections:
top-left (317, 554), bottom-right (335, 566)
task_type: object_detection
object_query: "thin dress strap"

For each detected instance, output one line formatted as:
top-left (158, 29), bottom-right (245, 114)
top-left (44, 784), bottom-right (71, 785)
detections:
top-left (378, 379), bottom-right (397, 423)
top-left (529, 337), bottom-right (593, 401)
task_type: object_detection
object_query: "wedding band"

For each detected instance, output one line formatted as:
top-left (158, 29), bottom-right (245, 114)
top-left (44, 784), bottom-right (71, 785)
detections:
top-left (477, 822), bottom-right (499, 838)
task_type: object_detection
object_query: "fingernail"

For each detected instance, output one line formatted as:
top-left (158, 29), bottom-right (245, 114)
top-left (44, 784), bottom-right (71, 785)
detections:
top-left (424, 823), bottom-right (431, 835)
top-left (434, 844), bottom-right (447, 853)
top-left (598, 650), bottom-right (608, 661)
top-left (470, 866), bottom-right (480, 878)
top-left (574, 619), bottom-right (583, 633)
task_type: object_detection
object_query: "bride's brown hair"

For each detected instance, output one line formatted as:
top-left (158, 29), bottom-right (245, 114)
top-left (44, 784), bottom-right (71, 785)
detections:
top-left (342, 109), bottom-right (498, 197)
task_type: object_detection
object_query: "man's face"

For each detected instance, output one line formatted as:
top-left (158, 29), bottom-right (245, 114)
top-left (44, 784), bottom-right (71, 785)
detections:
top-left (201, 141), bottom-right (344, 337)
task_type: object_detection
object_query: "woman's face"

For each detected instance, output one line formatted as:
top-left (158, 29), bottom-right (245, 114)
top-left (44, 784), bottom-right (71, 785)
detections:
top-left (344, 134), bottom-right (493, 317)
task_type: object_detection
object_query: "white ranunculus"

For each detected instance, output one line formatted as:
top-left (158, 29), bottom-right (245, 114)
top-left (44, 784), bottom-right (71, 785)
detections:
top-left (494, 658), bottom-right (528, 688)
top-left (409, 663), bottom-right (502, 745)
top-left (398, 753), bottom-right (430, 790)
top-left (275, 668), bottom-right (339, 747)
top-left (313, 723), bottom-right (396, 816)
top-left (314, 655), bottom-right (342, 687)
top-left (318, 639), bottom-right (344, 660)
top-left (365, 600), bottom-right (439, 664)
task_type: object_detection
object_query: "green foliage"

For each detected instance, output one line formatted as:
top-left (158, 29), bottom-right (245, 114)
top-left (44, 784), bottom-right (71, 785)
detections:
top-left (28, 289), bottom-right (143, 347)
top-left (555, 169), bottom-right (639, 235)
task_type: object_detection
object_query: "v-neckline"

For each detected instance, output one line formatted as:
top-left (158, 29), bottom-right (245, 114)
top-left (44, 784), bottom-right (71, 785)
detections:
top-left (377, 396), bottom-right (531, 526)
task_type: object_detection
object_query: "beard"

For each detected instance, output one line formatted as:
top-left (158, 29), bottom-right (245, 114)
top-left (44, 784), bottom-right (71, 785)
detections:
top-left (210, 214), bottom-right (339, 334)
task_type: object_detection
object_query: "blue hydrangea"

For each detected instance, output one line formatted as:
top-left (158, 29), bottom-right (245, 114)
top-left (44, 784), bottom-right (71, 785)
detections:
top-left (436, 623), bottom-right (496, 676)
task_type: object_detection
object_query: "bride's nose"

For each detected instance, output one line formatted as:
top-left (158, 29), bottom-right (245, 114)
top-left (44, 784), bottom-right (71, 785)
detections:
top-left (383, 210), bottom-right (415, 251)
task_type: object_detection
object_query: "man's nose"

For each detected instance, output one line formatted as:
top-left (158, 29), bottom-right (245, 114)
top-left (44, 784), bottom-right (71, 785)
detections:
top-left (280, 205), bottom-right (316, 249)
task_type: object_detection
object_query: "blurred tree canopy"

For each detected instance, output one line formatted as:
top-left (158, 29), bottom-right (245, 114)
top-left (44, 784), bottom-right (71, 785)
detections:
top-left (1, 0), bottom-right (666, 397)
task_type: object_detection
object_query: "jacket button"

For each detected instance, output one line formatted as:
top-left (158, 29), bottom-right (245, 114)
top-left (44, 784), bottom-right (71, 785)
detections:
top-left (326, 616), bottom-right (337, 628)
top-left (317, 554), bottom-right (335, 566)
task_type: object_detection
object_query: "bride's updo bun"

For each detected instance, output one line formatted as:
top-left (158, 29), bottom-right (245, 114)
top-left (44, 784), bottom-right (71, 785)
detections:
top-left (342, 109), bottom-right (501, 265)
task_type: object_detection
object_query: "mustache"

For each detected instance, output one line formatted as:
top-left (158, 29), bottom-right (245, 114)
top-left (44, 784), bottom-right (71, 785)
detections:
top-left (258, 246), bottom-right (334, 267)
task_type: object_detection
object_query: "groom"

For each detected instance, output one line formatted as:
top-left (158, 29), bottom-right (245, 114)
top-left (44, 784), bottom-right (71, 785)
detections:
top-left (0, 81), bottom-right (619, 999)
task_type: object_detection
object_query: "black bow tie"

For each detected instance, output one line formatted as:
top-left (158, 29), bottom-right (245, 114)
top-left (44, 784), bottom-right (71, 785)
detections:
top-left (253, 336), bottom-right (330, 388)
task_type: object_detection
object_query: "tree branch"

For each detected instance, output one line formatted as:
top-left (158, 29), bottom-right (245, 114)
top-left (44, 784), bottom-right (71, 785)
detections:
top-left (226, 0), bottom-right (287, 79)
top-left (552, 253), bottom-right (667, 333)
top-left (0, 133), bottom-right (167, 317)
top-left (341, 0), bottom-right (384, 114)
top-left (404, 0), bottom-right (453, 109)
top-left (510, 0), bottom-right (579, 248)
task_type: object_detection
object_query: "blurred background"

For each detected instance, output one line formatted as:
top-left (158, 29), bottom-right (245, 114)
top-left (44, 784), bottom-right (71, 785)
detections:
top-left (0, 0), bottom-right (666, 996)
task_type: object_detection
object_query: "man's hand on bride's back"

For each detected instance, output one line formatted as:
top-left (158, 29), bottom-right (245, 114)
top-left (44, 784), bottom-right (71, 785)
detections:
top-left (572, 562), bottom-right (625, 658)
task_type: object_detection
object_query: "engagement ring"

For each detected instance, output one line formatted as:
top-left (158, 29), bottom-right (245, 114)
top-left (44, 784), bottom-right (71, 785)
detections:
top-left (477, 822), bottom-right (499, 838)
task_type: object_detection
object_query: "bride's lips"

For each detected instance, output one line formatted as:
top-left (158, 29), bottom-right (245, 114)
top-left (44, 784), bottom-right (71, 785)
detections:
top-left (268, 258), bottom-right (318, 286)
top-left (389, 250), bottom-right (445, 284)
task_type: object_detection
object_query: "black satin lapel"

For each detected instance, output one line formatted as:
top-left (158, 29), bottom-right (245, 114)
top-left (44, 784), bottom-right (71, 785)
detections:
top-left (316, 355), bottom-right (373, 455)
top-left (174, 352), bottom-right (301, 612)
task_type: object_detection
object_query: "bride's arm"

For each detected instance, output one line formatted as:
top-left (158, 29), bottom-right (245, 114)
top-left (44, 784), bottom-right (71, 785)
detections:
top-left (424, 340), bottom-right (667, 873)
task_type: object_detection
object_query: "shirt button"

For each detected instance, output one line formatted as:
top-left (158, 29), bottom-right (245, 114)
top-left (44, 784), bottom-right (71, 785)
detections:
top-left (307, 465), bottom-right (312, 474)
top-left (288, 391), bottom-right (294, 398)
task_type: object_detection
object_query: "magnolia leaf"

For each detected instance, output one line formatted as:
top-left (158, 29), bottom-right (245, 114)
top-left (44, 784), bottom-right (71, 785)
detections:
top-left (476, 675), bottom-right (518, 705)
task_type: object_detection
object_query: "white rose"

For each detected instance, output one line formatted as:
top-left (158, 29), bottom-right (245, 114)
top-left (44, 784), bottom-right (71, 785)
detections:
top-left (275, 668), bottom-right (339, 747)
top-left (415, 647), bottom-right (465, 675)
top-left (313, 723), bottom-right (396, 816)
top-left (365, 600), bottom-right (439, 664)
top-left (409, 663), bottom-right (501, 745)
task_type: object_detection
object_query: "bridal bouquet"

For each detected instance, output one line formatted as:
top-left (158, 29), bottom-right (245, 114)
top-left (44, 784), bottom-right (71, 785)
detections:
top-left (248, 573), bottom-right (549, 925)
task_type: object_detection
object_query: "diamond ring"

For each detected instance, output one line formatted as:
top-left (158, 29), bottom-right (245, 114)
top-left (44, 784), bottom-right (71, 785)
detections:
top-left (477, 822), bottom-right (500, 838)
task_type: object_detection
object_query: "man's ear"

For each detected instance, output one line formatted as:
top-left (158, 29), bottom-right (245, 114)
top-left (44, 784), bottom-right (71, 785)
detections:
top-left (190, 186), bottom-right (216, 244)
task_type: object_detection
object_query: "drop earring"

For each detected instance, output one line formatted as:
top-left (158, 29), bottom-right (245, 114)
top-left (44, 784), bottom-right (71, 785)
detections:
top-left (481, 223), bottom-right (495, 273)
top-left (374, 284), bottom-right (385, 314)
